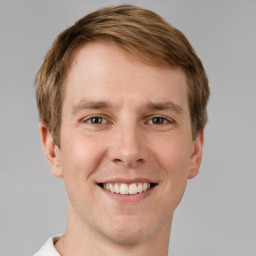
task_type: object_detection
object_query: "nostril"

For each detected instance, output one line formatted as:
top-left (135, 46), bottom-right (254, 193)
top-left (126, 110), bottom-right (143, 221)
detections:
top-left (114, 159), bottom-right (123, 164)
top-left (113, 157), bottom-right (144, 167)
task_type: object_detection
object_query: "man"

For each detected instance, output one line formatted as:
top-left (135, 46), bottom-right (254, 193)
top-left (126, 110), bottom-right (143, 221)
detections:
top-left (34, 4), bottom-right (209, 256)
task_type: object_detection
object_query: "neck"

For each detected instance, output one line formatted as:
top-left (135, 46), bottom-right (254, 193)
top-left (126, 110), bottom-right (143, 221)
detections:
top-left (55, 204), bottom-right (172, 256)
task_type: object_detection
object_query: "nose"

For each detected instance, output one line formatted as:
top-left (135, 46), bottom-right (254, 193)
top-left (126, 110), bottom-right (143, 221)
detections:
top-left (109, 122), bottom-right (148, 168)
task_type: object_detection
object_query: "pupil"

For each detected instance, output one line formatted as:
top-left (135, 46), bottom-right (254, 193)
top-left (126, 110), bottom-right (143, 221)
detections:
top-left (153, 117), bottom-right (163, 124)
top-left (92, 117), bottom-right (102, 124)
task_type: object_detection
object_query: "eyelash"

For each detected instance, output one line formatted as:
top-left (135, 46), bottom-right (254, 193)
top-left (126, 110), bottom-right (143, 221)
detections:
top-left (82, 115), bottom-right (108, 125)
top-left (81, 115), bottom-right (175, 126)
top-left (147, 116), bottom-right (174, 125)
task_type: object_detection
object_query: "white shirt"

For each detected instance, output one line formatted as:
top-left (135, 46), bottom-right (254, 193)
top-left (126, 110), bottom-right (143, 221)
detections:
top-left (33, 235), bottom-right (61, 256)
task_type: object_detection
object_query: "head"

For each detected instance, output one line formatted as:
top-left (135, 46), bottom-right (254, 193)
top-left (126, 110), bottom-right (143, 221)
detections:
top-left (35, 4), bottom-right (210, 250)
top-left (35, 4), bottom-right (209, 148)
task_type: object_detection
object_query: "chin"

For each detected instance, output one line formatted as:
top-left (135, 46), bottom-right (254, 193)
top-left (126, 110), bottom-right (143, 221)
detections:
top-left (100, 215), bottom-right (156, 244)
top-left (104, 228), bottom-right (148, 245)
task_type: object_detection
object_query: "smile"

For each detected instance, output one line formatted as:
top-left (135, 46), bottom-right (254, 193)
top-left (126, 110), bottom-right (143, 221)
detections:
top-left (98, 182), bottom-right (156, 195)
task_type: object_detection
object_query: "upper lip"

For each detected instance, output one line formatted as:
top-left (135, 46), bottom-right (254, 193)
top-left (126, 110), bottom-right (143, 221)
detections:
top-left (96, 178), bottom-right (158, 185)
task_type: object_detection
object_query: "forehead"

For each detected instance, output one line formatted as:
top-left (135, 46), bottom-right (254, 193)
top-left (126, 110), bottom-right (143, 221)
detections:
top-left (63, 41), bottom-right (189, 112)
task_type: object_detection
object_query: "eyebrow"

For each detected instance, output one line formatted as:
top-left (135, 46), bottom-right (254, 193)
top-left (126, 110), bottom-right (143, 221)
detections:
top-left (71, 100), bottom-right (183, 115)
top-left (146, 101), bottom-right (183, 114)
top-left (71, 100), bottom-right (114, 115)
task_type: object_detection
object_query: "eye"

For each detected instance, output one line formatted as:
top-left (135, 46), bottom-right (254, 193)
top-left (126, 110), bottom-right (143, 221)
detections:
top-left (148, 116), bottom-right (173, 125)
top-left (83, 116), bottom-right (107, 124)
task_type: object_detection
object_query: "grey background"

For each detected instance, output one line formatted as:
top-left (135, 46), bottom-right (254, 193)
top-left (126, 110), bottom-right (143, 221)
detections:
top-left (0, 0), bottom-right (255, 255)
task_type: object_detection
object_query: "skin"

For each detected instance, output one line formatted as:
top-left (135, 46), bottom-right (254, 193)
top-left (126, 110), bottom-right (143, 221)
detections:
top-left (40, 41), bottom-right (204, 256)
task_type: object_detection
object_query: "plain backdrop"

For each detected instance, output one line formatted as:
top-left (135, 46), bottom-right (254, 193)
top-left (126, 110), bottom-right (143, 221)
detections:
top-left (0, 0), bottom-right (255, 255)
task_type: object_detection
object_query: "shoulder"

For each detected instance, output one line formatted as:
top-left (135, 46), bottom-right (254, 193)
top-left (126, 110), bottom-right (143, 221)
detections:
top-left (33, 235), bottom-right (62, 256)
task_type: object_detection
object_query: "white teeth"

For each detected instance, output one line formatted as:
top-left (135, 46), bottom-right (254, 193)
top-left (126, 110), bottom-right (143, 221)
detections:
top-left (129, 183), bottom-right (137, 194)
top-left (138, 183), bottom-right (143, 193)
top-left (114, 183), bottom-right (120, 193)
top-left (120, 184), bottom-right (129, 194)
top-left (142, 182), bottom-right (148, 192)
top-left (109, 183), bottom-right (115, 193)
top-left (102, 182), bottom-right (152, 195)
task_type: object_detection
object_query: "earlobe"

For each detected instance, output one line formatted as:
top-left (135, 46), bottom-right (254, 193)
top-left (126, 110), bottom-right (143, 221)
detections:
top-left (39, 124), bottom-right (63, 178)
top-left (188, 129), bottom-right (204, 179)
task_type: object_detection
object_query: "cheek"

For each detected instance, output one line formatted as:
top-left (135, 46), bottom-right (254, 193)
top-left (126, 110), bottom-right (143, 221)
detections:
top-left (59, 134), bottom-right (108, 218)
top-left (153, 136), bottom-right (192, 205)
top-left (154, 134), bottom-right (192, 173)
top-left (60, 134), bottom-right (107, 182)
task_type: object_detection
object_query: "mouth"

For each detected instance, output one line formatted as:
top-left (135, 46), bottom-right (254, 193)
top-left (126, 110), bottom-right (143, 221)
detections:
top-left (97, 182), bottom-right (157, 195)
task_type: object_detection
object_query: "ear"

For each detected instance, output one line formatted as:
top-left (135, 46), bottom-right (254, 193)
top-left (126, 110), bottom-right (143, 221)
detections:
top-left (188, 129), bottom-right (204, 179)
top-left (39, 123), bottom-right (63, 178)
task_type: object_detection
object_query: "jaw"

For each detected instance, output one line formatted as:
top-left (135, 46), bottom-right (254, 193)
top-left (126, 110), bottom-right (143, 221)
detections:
top-left (63, 201), bottom-right (173, 256)
top-left (92, 183), bottom-right (173, 242)
top-left (63, 179), bottom-right (176, 256)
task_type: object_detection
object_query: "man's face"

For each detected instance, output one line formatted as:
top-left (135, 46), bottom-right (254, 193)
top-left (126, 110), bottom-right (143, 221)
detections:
top-left (45, 41), bottom-right (203, 243)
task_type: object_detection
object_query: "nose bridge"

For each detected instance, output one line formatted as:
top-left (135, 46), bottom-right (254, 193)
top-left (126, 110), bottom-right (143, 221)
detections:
top-left (110, 118), bottom-right (147, 167)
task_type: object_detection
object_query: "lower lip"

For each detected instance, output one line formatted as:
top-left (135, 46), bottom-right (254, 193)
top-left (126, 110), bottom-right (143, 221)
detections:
top-left (99, 186), bottom-right (155, 204)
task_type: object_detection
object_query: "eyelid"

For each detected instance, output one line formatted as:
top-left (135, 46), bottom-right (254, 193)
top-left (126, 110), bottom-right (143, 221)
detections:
top-left (146, 115), bottom-right (176, 124)
top-left (80, 114), bottom-right (175, 125)
top-left (81, 114), bottom-right (109, 124)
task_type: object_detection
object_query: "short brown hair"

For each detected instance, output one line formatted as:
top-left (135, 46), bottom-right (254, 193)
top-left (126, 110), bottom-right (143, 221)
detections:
top-left (35, 4), bottom-right (209, 147)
